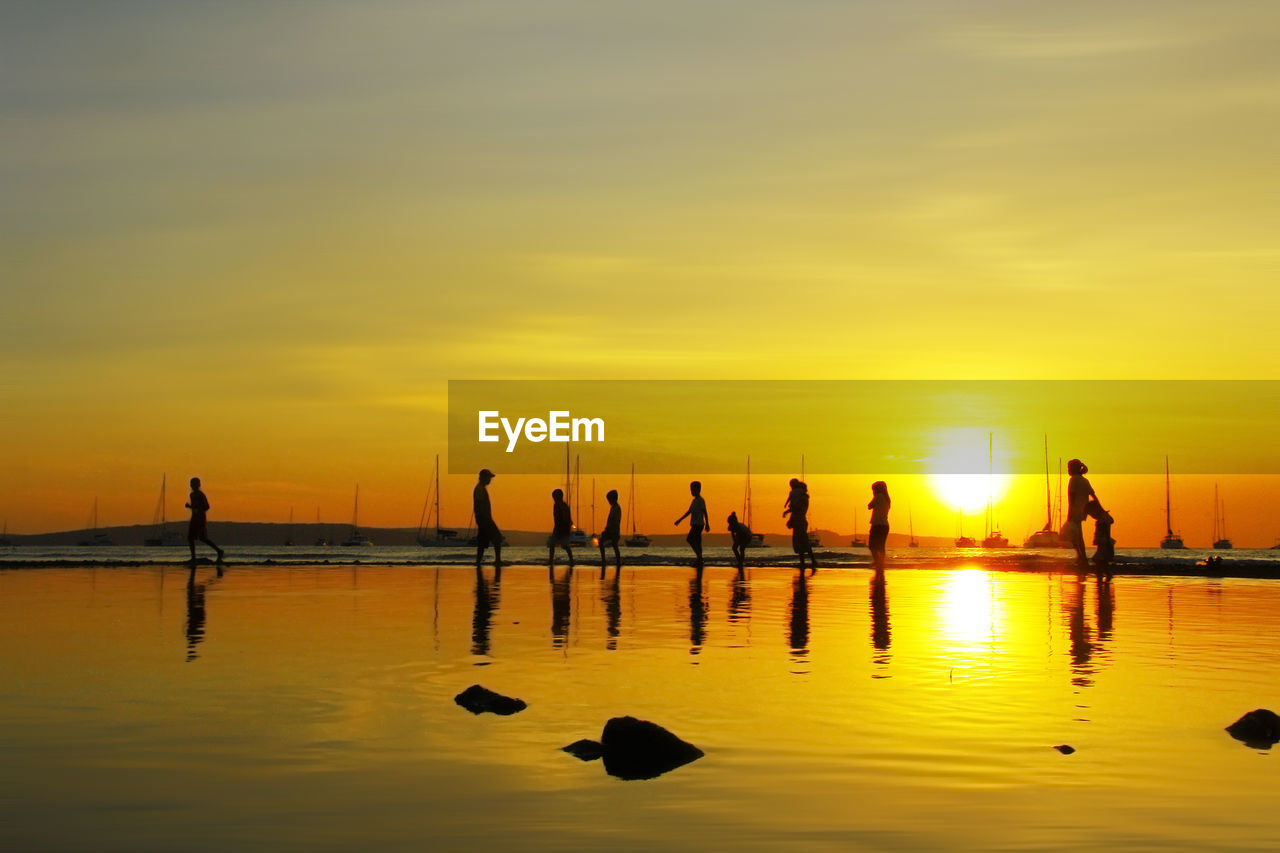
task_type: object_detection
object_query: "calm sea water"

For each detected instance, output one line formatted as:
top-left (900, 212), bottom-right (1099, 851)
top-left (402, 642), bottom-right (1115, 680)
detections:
top-left (2, 563), bottom-right (1278, 851)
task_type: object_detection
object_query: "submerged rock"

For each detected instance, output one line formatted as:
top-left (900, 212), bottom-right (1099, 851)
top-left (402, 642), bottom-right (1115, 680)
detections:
top-left (561, 739), bottom-right (604, 761)
top-left (599, 716), bottom-right (704, 780)
top-left (1053, 744), bottom-right (1075, 755)
top-left (453, 684), bottom-right (527, 716)
top-left (1225, 709), bottom-right (1280, 749)
top-left (561, 716), bottom-right (704, 779)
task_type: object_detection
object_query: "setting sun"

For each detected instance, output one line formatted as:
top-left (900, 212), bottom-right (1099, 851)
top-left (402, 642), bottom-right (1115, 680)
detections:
top-left (928, 473), bottom-right (1013, 514)
top-left (925, 428), bottom-right (1013, 514)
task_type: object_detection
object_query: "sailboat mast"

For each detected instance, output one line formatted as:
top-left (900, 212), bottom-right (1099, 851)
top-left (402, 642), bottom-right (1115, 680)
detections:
top-left (744, 456), bottom-right (752, 529)
top-left (1057, 458), bottom-right (1064, 529)
top-left (628, 463), bottom-right (637, 535)
top-left (1043, 436), bottom-right (1051, 530)
top-left (986, 432), bottom-right (993, 538)
top-left (352, 484), bottom-right (360, 532)
top-left (434, 454), bottom-right (442, 534)
top-left (564, 445), bottom-right (571, 509)
top-left (1165, 456), bottom-right (1173, 536)
top-left (1213, 483), bottom-right (1219, 542)
top-left (161, 474), bottom-right (167, 526)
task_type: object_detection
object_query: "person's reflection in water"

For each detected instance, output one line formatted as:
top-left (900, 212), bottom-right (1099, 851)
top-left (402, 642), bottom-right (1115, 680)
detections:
top-left (472, 566), bottom-right (502, 658)
top-left (601, 566), bottom-right (621, 650)
top-left (185, 575), bottom-right (207, 662)
top-left (550, 566), bottom-right (572, 649)
top-left (688, 568), bottom-right (707, 656)
top-left (1096, 575), bottom-right (1114, 648)
top-left (1067, 575), bottom-right (1094, 688)
top-left (728, 567), bottom-right (751, 626)
top-left (870, 568), bottom-right (891, 674)
top-left (788, 571), bottom-right (810, 667)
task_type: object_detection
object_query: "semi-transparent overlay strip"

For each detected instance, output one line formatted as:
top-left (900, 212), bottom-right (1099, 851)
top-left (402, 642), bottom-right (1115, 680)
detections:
top-left (447, 380), bottom-right (1279, 475)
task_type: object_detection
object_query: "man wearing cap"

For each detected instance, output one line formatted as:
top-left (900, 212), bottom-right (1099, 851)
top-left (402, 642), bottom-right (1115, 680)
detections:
top-left (474, 469), bottom-right (503, 569)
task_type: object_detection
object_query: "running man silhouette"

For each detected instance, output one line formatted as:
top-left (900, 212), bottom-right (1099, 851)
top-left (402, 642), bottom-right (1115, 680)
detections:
top-left (185, 477), bottom-right (224, 565)
top-left (674, 481), bottom-right (710, 569)
top-left (473, 469), bottom-right (503, 569)
top-left (599, 488), bottom-right (622, 571)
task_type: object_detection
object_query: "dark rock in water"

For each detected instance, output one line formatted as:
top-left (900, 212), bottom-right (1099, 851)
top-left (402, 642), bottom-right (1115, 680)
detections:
top-left (1226, 708), bottom-right (1280, 749)
top-left (453, 684), bottom-right (527, 716)
top-left (1053, 744), bottom-right (1075, 755)
top-left (599, 716), bottom-right (704, 780)
top-left (561, 739), bottom-right (604, 761)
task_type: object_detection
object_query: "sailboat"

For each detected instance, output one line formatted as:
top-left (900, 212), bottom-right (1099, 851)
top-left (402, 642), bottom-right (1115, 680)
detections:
top-left (624, 463), bottom-right (650, 547)
top-left (743, 456), bottom-right (766, 547)
top-left (1212, 484), bottom-right (1233, 550)
top-left (0, 520), bottom-right (12, 547)
top-left (981, 433), bottom-right (1010, 548)
top-left (417, 455), bottom-right (459, 547)
top-left (340, 485), bottom-right (373, 546)
top-left (77, 498), bottom-right (114, 546)
top-left (908, 508), bottom-right (919, 547)
top-left (954, 511), bottom-right (975, 548)
top-left (284, 507), bottom-right (296, 547)
top-left (1160, 456), bottom-right (1186, 549)
top-left (800, 455), bottom-right (820, 548)
top-left (143, 475), bottom-right (184, 546)
top-left (1024, 436), bottom-right (1069, 548)
top-left (850, 506), bottom-right (866, 548)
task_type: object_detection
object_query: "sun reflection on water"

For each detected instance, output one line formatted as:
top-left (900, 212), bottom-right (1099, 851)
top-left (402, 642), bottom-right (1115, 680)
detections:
top-left (936, 568), bottom-right (1004, 659)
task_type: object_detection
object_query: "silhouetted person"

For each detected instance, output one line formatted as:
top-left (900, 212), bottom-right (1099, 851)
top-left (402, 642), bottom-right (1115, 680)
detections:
top-left (599, 489), bottom-right (622, 571)
top-left (473, 469), bottom-right (503, 569)
top-left (185, 477), bottom-right (224, 565)
top-left (727, 511), bottom-right (752, 570)
top-left (784, 478), bottom-right (817, 573)
top-left (548, 488), bottom-right (575, 567)
top-left (867, 480), bottom-right (890, 570)
top-left (184, 575), bottom-right (206, 662)
top-left (1066, 459), bottom-right (1104, 567)
top-left (674, 481), bottom-right (709, 569)
top-left (1087, 498), bottom-right (1115, 579)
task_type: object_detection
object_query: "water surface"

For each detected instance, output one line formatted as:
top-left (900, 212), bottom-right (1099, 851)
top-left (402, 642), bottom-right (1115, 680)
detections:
top-left (2, 564), bottom-right (1277, 850)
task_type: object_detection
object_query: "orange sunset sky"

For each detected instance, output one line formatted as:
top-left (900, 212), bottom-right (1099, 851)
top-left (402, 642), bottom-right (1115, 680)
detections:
top-left (2, 2), bottom-right (1278, 544)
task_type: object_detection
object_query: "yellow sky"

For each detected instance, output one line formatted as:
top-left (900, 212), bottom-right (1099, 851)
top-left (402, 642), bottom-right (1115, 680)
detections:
top-left (2, 2), bottom-right (1278, 539)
